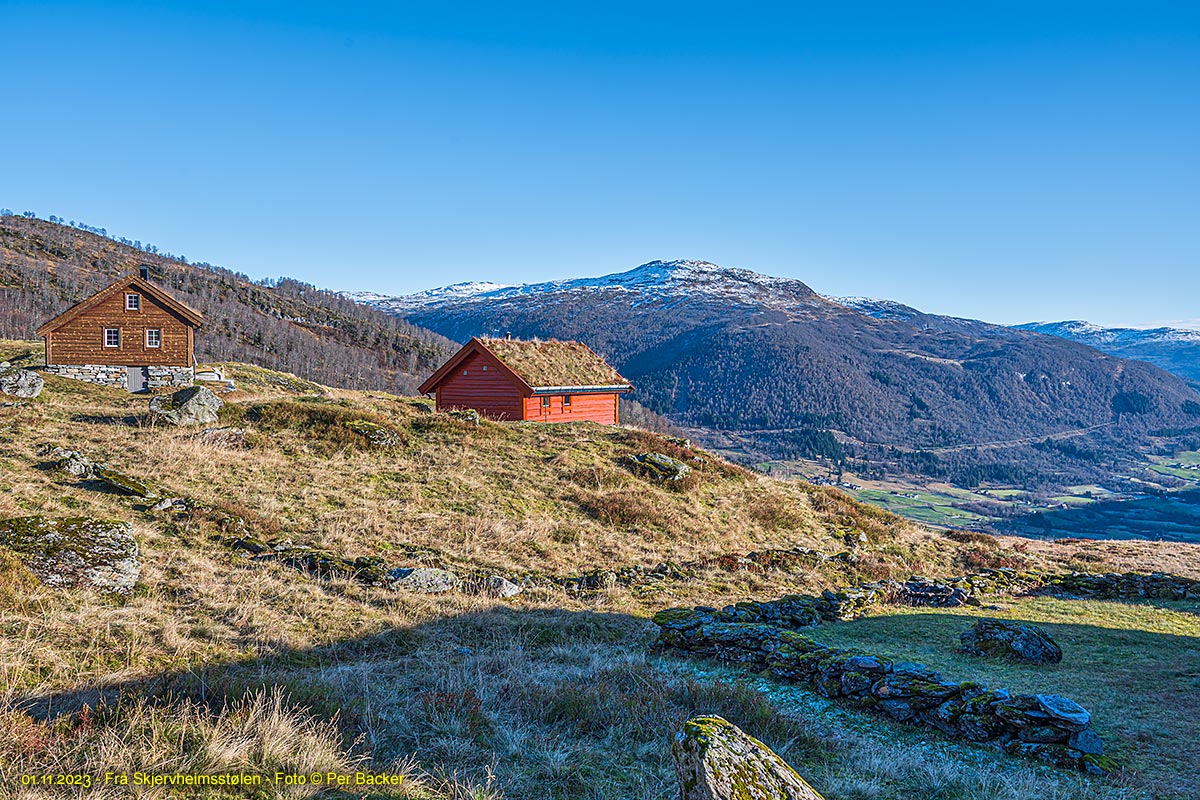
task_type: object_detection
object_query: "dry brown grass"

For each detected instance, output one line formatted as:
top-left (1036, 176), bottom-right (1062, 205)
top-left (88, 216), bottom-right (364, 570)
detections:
top-left (2, 350), bottom-right (1198, 799)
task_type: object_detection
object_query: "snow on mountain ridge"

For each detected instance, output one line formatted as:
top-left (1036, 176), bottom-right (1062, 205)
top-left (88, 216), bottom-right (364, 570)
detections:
top-left (346, 260), bottom-right (824, 312)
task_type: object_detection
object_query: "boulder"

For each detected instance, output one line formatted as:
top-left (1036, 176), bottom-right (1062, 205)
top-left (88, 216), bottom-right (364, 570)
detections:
top-left (344, 419), bottom-right (403, 449)
top-left (390, 566), bottom-right (460, 593)
top-left (93, 465), bottom-right (161, 500)
top-left (0, 516), bottom-right (140, 594)
top-left (37, 445), bottom-right (95, 478)
top-left (626, 452), bottom-right (693, 481)
top-left (148, 385), bottom-right (222, 426)
top-left (485, 574), bottom-right (523, 598)
top-left (196, 426), bottom-right (248, 449)
top-left (672, 715), bottom-right (825, 800)
top-left (0, 365), bottom-right (43, 399)
top-left (1036, 694), bottom-right (1091, 731)
top-left (960, 619), bottom-right (1062, 664)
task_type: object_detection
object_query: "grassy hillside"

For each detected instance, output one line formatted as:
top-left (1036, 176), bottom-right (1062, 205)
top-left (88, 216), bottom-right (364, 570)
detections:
top-left (2, 350), bottom-right (1198, 799)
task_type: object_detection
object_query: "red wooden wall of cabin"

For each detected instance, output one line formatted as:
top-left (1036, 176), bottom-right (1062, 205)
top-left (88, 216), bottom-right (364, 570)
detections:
top-left (435, 351), bottom-right (524, 420)
top-left (522, 392), bottom-right (618, 424)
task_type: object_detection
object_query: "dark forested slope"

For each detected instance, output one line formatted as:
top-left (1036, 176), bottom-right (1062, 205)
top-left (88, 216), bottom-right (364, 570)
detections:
top-left (0, 215), bottom-right (454, 393)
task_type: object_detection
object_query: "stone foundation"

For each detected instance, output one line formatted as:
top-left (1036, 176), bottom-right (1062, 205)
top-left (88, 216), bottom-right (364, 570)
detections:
top-left (41, 364), bottom-right (194, 391)
top-left (41, 364), bottom-right (127, 387)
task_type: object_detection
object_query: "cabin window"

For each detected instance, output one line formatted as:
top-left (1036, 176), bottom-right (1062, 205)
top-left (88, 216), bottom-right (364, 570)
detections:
top-left (564, 395), bottom-right (572, 408)
top-left (541, 396), bottom-right (551, 408)
top-left (146, 328), bottom-right (162, 348)
top-left (125, 293), bottom-right (141, 310)
top-left (104, 328), bottom-right (120, 348)
top-left (463, 370), bottom-right (468, 376)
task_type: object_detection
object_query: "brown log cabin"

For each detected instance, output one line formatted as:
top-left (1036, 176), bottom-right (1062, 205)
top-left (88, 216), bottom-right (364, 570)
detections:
top-left (36, 267), bottom-right (204, 392)
top-left (418, 337), bottom-right (633, 424)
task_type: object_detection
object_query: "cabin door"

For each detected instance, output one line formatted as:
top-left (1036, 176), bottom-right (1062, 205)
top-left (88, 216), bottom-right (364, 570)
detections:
top-left (126, 366), bottom-right (149, 393)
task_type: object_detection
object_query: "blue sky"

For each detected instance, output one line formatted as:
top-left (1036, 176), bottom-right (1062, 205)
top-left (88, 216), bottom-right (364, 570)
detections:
top-left (2, 1), bottom-right (1197, 327)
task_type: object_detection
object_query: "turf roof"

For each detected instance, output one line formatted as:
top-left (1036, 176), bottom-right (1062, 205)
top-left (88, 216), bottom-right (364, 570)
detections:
top-left (479, 337), bottom-right (631, 389)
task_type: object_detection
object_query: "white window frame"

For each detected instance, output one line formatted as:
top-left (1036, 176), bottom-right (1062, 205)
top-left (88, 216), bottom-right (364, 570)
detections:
top-left (104, 328), bottom-right (121, 348)
top-left (564, 395), bottom-right (572, 407)
top-left (146, 328), bottom-right (162, 348)
top-left (125, 293), bottom-right (141, 310)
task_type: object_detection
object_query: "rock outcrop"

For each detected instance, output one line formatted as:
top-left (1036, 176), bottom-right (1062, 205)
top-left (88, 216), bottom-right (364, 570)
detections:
top-left (148, 385), bottom-right (223, 426)
top-left (0, 364), bottom-right (44, 398)
top-left (37, 444), bottom-right (95, 478)
top-left (389, 566), bottom-right (461, 593)
top-left (961, 620), bottom-right (1063, 664)
top-left (672, 715), bottom-right (825, 800)
top-left (344, 419), bottom-right (404, 449)
top-left (0, 516), bottom-right (140, 594)
top-left (626, 452), bottom-right (693, 481)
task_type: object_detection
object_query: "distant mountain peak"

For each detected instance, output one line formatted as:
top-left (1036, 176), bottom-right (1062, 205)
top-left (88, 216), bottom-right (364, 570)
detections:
top-left (347, 259), bottom-right (822, 313)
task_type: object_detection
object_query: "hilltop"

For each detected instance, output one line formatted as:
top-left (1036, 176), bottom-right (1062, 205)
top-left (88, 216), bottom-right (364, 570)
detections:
top-left (2, 351), bottom-right (1198, 799)
top-left (349, 260), bottom-right (1200, 494)
top-left (0, 215), bottom-right (455, 394)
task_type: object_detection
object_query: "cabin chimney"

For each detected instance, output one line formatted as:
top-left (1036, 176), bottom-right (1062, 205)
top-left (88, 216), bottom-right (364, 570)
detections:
top-left (138, 265), bottom-right (151, 282)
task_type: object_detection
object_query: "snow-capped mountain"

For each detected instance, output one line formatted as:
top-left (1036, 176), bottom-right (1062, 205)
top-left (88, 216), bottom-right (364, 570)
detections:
top-left (826, 296), bottom-right (921, 322)
top-left (347, 260), bottom-right (823, 313)
top-left (1015, 321), bottom-right (1200, 383)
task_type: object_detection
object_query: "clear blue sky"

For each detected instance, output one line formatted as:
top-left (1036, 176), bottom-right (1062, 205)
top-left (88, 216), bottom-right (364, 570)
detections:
top-left (2, 1), bottom-right (1197, 327)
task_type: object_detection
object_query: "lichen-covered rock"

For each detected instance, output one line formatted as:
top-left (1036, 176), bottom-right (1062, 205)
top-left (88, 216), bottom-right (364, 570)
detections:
top-left (1035, 694), bottom-right (1091, 731)
top-left (196, 426), bottom-right (248, 449)
top-left (0, 365), bottom-right (43, 398)
top-left (626, 452), bottom-right (693, 481)
top-left (344, 419), bottom-right (403, 448)
top-left (93, 464), bottom-right (161, 500)
top-left (672, 715), bottom-right (825, 800)
top-left (961, 619), bottom-right (1062, 664)
top-left (0, 516), bottom-right (140, 594)
top-left (390, 566), bottom-right (460, 593)
top-left (37, 444), bottom-right (95, 478)
top-left (149, 385), bottom-right (222, 426)
top-left (485, 574), bottom-right (523, 598)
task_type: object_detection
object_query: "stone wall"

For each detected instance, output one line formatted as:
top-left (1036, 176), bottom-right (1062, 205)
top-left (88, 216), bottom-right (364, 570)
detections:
top-left (652, 609), bottom-right (1116, 775)
top-left (706, 569), bottom-right (1200, 630)
top-left (41, 364), bottom-right (193, 390)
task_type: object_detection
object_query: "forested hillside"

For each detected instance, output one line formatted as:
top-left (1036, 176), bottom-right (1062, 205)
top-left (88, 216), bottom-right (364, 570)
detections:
top-left (0, 215), bottom-right (454, 393)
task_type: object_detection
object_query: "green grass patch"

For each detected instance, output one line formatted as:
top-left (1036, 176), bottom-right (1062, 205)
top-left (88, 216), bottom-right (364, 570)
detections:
top-left (810, 596), bottom-right (1200, 796)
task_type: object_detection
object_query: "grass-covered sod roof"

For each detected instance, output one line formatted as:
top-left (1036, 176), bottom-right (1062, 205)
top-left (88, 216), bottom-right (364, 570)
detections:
top-left (479, 337), bottom-right (631, 390)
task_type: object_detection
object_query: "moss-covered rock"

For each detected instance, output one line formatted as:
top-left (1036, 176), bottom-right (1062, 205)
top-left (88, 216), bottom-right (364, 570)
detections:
top-left (344, 419), bottom-right (404, 449)
top-left (961, 619), bottom-right (1063, 664)
top-left (672, 715), bottom-right (826, 800)
top-left (0, 516), bottom-right (140, 594)
top-left (626, 452), bottom-right (693, 481)
top-left (93, 464), bottom-right (161, 500)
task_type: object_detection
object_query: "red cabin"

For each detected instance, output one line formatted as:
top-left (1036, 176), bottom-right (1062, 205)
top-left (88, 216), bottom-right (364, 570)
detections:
top-left (418, 337), bottom-right (633, 424)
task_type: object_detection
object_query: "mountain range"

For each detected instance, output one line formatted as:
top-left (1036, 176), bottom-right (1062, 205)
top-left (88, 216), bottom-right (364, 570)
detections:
top-left (1013, 320), bottom-right (1200, 385)
top-left (349, 260), bottom-right (1200, 491)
